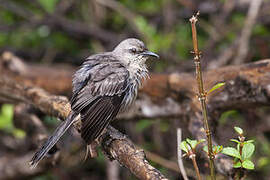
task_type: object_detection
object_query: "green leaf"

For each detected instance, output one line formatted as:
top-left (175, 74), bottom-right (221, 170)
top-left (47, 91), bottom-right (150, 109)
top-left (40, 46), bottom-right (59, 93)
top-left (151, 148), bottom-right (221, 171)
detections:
top-left (180, 141), bottom-right (189, 153)
top-left (222, 147), bottom-right (241, 159)
top-left (215, 145), bottom-right (223, 153)
top-left (242, 159), bottom-right (255, 170)
top-left (186, 138), bottom-right (198, 149)
top-left (244, 140), bottom-right (255, 144)
top-left (230, 139), bottom-right (240, 144)
top-left (207, 82), bottom-right (225, 94)
top-left (234, 127), bottom-right (243, 135)
top-left (242, 143), bottom-right (255, 160)
top-left (233, 161), bottom-right (242, 168)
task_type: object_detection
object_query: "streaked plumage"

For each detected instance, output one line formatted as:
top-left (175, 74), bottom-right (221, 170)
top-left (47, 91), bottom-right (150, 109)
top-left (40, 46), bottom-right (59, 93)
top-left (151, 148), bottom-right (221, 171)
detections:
top-left (30, 38), bottom-right (159, 168)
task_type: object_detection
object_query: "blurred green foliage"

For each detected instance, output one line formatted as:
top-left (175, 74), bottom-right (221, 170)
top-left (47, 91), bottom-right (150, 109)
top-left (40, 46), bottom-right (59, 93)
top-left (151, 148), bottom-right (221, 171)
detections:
top-left (38, 0), bottom-right (59, 13)
top-left (32, 173), bottom-right (57, 180)
top-left (0, 104), bottom-right (13, 130)
top-left (43, 116), bottom-right (59, 126)
top-left (0, 0), bottom-right (268, 74)
top-left (135, 119), bottom-right (154, 132)
top-left (219, 110), bottom-right (244, 125)
top-left (0, 104), bottom-right (25, 138)
top-left (121, 0), bottom-right (162, 14)
top-left (253, 24), bottom-right (269, 36)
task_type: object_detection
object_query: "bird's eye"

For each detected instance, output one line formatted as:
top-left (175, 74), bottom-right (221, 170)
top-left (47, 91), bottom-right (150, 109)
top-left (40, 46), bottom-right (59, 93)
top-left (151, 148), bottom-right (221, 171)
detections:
top-left (130, 48), bottom-right (137, 53)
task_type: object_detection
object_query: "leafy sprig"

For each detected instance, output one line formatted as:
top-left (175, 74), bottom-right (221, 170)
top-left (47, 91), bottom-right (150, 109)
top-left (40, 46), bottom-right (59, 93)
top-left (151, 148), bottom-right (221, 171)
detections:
top-left (222, 127), bottom-right (255, 170)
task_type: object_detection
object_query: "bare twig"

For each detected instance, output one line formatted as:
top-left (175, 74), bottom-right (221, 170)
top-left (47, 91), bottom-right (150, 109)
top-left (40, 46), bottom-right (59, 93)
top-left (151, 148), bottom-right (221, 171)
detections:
top-left (190, 155), bottom-right (202, 180)
top-left (106, 160), bottom-right (120, 180)
top-left (189, 12), bottom-right (216, 179)
top-left (234, 0), bottom-right (263, 65)
top-left (177, 128), bottom-right (189, 180)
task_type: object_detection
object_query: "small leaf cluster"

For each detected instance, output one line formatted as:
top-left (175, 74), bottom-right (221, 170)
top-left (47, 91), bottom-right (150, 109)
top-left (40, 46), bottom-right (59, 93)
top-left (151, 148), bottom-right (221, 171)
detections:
top-left (181, 138), bottom-right (205, 158)
top-left (203, 145), bottom-right (223, 158)
top-left (222, 127), bottom-right (255, 170)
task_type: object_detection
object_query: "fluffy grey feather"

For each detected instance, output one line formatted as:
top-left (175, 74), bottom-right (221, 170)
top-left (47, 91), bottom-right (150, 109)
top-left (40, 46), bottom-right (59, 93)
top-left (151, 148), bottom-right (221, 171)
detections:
top-left (30, 38), bottom-right (159, 167)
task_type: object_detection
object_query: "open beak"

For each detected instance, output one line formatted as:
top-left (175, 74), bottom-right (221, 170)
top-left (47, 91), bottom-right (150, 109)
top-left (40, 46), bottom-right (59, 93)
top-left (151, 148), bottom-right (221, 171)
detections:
top-left (141, 51), bottom-right (159, 59)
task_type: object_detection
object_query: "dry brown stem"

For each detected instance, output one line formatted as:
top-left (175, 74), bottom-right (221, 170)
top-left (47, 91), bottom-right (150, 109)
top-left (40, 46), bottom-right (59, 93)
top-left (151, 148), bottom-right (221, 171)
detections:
top-left (190, 12), bottom-right (215, 179)
top-left (191, 155), bottom-right (201, 180)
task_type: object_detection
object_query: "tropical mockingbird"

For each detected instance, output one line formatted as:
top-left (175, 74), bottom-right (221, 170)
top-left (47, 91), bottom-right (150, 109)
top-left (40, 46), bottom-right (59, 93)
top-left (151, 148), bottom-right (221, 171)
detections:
top-left (30, 38), bottom-right (159, 168)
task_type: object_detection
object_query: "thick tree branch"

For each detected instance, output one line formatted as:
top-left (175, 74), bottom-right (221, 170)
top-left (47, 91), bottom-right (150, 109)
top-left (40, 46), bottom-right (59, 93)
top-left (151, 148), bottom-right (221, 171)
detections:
top-left (1, 53), bottom-right (270, 177)
top-left (3, 52), bottom-right (270, 110)
top-left (102, 126), bottom-right (168, 180)
top-left (0, 76), bottom-right (168, 180)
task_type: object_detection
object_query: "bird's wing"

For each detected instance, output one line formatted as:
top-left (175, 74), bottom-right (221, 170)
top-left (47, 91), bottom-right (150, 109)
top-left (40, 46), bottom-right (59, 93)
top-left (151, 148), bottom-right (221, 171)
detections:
top-left (80, 95), bottom-right (124, 143)
top-left (71, 55), bottom-right (129, 143)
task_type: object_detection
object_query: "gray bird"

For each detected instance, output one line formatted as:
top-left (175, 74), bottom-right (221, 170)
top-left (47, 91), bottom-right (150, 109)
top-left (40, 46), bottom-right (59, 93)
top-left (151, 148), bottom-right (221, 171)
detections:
top-left (30, 38), bottom-right (159, 168)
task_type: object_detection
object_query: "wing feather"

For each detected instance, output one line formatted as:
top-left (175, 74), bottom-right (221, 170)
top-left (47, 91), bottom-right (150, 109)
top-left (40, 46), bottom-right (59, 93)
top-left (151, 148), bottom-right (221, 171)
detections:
top-left (81, 95), bottom-right (124, 143)
top-left (71, 54), bottom-right (129, 144)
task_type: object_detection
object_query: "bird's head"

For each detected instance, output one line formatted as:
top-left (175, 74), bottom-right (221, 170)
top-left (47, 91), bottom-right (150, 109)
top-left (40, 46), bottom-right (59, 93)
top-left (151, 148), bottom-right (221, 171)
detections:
top-left (112, 38), bottom-right (159, 68)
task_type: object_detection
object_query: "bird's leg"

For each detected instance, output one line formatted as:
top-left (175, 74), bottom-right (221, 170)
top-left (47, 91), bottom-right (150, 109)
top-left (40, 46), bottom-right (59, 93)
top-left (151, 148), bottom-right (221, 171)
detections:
top-left (84, 140), bottom-right (99, 161)
top-left (84, 127), bottom-right (126, 161)
top-left (83, 145), bottom-right (90, 162)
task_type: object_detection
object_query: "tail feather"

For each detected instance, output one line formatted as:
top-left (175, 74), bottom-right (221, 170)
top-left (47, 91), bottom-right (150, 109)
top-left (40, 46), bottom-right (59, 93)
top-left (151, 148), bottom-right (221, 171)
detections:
top-left (30, 112), bottom-right (77, 168)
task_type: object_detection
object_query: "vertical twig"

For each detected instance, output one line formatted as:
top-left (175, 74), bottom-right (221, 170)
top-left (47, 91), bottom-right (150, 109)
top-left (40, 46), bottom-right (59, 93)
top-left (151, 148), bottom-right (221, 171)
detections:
top-left (177, 128), bottom-right (189, 180)
top-left (189, 12), bottom-right (216, 180)
top-left (236, 135), bottom-right (246, 180)
top-left (190, 155), bottom-right (202, 180)
top-left (234, 0), bottom-right (263, 65)
top-left (106, 160), bottom-right (120, 180)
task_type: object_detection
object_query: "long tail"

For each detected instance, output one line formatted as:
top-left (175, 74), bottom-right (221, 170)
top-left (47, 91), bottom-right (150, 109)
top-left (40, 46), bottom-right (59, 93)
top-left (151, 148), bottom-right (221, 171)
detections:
top-left (30, 112), bottom-right (77, 168)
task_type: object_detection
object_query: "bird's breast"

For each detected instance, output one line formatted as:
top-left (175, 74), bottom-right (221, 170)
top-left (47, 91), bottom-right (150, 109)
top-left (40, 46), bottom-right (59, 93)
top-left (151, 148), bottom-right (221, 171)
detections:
top-left (120, 70), bottom-right (148, 112)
